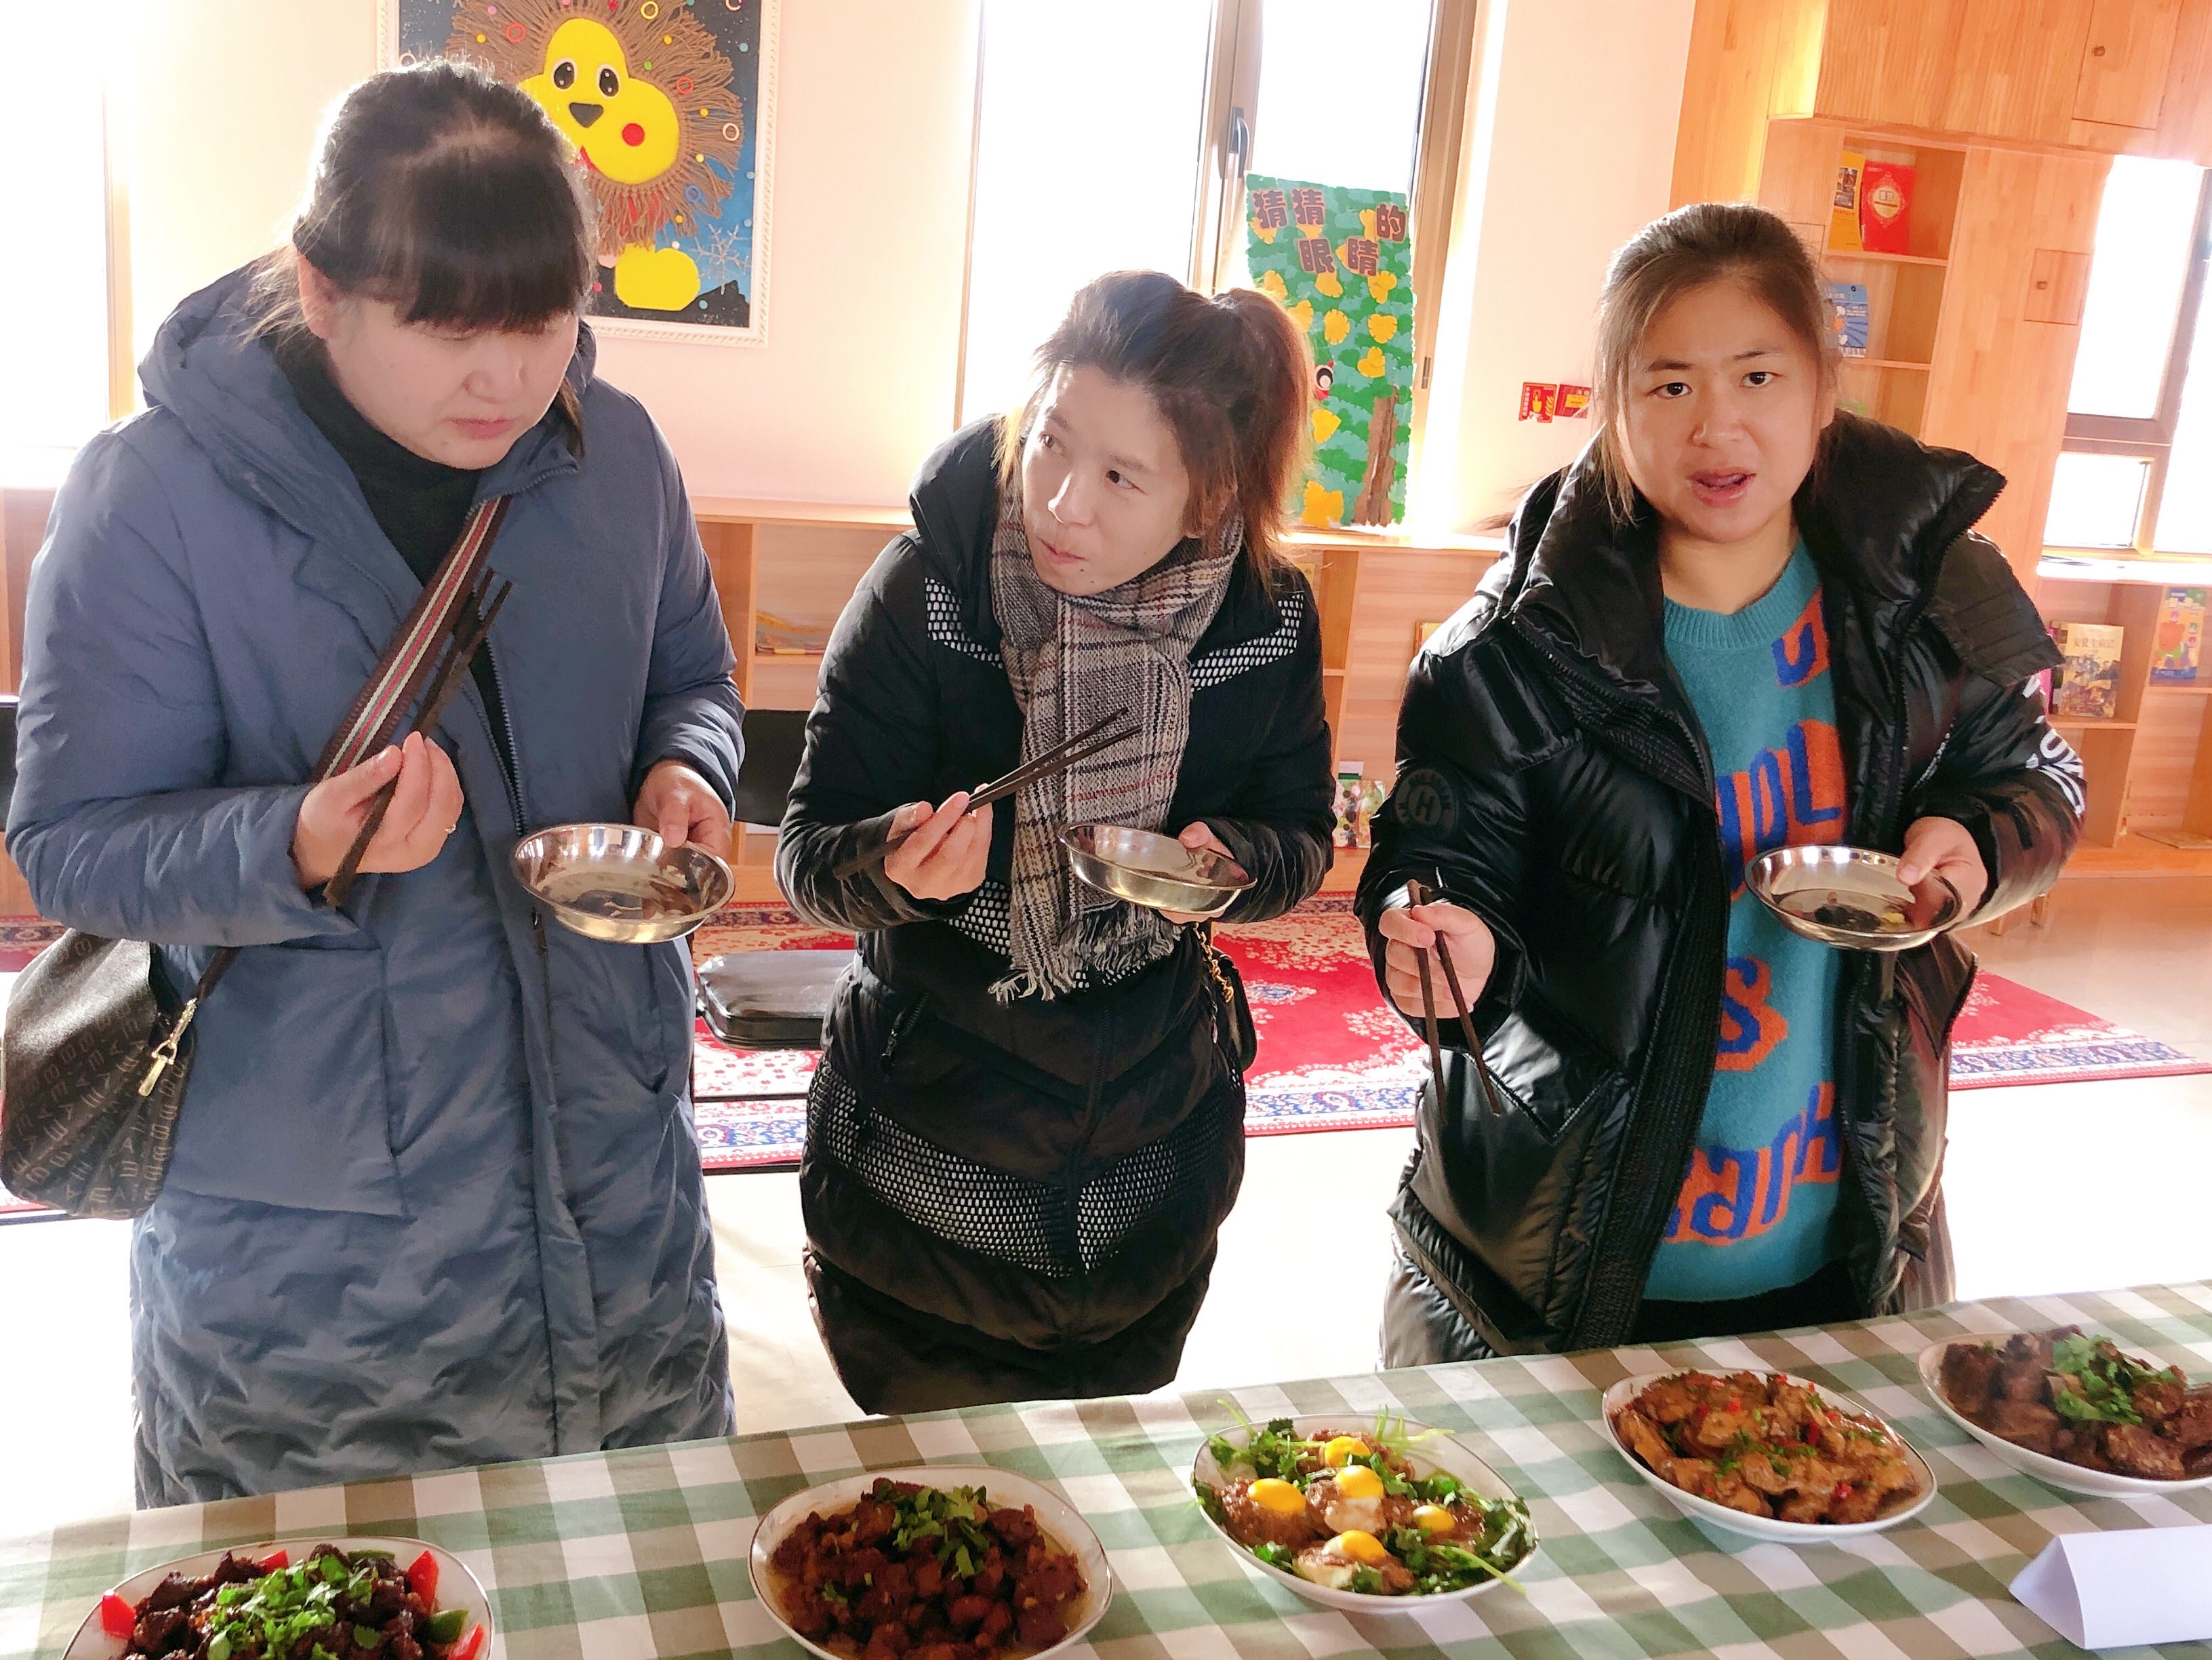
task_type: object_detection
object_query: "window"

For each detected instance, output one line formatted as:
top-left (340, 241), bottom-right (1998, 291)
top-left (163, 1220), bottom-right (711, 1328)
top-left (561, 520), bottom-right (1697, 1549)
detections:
top-left (957, 0), bottom-right (1472, 452)
top-left (2047, 157), bottom-right (2212, 552)
top-left (0, 5), bottom-right (123, 462)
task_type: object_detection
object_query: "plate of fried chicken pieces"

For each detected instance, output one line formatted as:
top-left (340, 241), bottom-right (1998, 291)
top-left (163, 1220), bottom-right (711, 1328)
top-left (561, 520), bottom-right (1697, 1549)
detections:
top-left (1603, 1369), bottom-right (1935, 1542)
top-left (1918, 1326), bottom-right (2212, 1498)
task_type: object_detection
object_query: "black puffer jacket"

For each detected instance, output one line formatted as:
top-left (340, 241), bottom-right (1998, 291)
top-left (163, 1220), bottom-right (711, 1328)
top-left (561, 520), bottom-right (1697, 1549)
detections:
top-left (1357, 416), bottom-right (2083, 1361)
top-left (778, 422), bottom-right (1334, 1409)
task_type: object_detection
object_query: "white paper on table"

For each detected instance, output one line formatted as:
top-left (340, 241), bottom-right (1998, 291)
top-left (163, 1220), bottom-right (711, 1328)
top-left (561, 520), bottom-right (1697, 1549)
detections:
top-left (2011, 1525), bottom-right (2212, 1649)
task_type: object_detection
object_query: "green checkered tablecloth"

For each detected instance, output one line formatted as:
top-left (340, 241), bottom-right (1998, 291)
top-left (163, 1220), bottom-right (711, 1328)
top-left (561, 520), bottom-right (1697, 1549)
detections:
top-left (9, 1286), bottom-right (2212, 1660)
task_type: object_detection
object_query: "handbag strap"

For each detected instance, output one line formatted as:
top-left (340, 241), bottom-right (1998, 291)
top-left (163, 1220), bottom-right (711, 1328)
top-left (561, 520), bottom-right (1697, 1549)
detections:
top-left (139, 496), bottom-right (514, 1095)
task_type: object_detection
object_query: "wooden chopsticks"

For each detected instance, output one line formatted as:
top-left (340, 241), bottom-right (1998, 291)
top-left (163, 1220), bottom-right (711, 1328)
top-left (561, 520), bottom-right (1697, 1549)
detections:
top-left (1408, 877), bottom-right (1505, 1118)
top-left (324, 573), bottom-right (514, 909)
top-left (830, 709), bottom-right (1137, 880)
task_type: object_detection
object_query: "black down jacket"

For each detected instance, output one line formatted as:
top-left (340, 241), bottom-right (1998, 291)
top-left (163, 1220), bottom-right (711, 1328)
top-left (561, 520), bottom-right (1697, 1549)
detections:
top-left (1356, 415), bottom-right (2083, 1362)
top-left (778, 422), bottom-right (1334, 1410)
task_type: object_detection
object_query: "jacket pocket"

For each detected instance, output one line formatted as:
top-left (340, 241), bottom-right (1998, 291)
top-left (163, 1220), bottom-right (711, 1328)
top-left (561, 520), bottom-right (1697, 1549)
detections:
top-left (1486, 1004), bottom-right (1620, 1143)
top-left (163, 941), bottom-right (404, 1217)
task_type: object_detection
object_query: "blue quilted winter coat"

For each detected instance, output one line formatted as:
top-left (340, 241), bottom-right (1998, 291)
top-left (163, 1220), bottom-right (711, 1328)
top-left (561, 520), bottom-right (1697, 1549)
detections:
top-left (9, 268), bottom-right (742, 1504)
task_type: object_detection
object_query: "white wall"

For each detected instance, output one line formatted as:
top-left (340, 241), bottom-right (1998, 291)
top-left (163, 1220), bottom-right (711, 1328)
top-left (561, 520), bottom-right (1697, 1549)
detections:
top-left (119, 0), bottom-right (1687, 522)
top-left (125, 0), bottom-right (979, 507)
top-left (1413, 0), bottom-right (1696, 534)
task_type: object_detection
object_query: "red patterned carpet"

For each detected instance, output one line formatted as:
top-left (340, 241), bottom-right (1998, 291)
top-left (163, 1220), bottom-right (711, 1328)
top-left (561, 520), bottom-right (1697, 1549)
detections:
top-left (0, 899), bottom-right (2200, 1209)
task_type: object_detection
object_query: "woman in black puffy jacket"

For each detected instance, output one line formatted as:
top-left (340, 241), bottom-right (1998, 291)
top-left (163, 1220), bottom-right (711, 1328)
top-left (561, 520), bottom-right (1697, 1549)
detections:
top-left (779, 273), bottom-right (1334, 1412)
top-left (1359, 205), bottom-right (2083, 1362)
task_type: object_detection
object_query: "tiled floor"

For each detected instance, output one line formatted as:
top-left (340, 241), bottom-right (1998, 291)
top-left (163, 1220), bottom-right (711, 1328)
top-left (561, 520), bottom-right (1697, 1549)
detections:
top-left (5, 877), bottom-right (2208, 1538)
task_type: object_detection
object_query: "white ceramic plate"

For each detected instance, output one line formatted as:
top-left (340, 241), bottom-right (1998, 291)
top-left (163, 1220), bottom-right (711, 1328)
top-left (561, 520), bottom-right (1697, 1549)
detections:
top-left (1916, 1336), bottom-right (2212, 1499)
top-left (1601, 1372), bottom-right (1937, 1543)
top-left (1189, 1413), bottom-right (1540, 1611)
top-left (62, 1538), bottom-right (494, 1660)
top-left (746, 1465), bottom-right (1112, 1660)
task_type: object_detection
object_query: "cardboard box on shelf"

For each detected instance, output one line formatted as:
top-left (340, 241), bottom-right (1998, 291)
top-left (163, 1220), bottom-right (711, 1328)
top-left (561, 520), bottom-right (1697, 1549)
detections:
top-left (1859, 161), bottom-right (1915, 254)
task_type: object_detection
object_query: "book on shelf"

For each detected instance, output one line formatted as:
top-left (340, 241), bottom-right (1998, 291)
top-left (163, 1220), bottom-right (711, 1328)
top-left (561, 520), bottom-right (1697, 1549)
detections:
top-left (1823, 281), bottom-right (1870, 357)
top-left (753, 610), bottom-right (831, 655)
top-left (2150, 587), bottom-right (2205, 684)
top-left (1859, 161), bottom-right (1915, 255)
top-left (2051, 621), bottom-right (2125, 719)
top-left (1830, 149), bottom-right (1866, 254)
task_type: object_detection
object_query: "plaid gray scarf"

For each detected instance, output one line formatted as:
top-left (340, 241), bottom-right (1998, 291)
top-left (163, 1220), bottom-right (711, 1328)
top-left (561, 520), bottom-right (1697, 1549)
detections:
top-left (988, 491), bottom-right (1241, 1002)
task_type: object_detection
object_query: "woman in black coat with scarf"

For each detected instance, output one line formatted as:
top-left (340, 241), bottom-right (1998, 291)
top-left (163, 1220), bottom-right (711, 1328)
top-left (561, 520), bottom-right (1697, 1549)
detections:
top-left (779, 271), bottom-right (1334, 1412)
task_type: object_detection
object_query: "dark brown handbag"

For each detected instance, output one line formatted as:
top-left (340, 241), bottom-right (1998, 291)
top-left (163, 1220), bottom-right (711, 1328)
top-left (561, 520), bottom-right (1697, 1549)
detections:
top-left (0, 499), bottom-right (512, 1219)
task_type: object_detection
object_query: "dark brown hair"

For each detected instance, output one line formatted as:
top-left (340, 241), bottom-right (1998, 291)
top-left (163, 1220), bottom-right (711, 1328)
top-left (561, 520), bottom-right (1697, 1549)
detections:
top-left (250, 61), bottom-right (596, 429)
top-left (1592, 202), bottom-right (1841, 521)
top-left (999, 271), bottom-right (1313, 574)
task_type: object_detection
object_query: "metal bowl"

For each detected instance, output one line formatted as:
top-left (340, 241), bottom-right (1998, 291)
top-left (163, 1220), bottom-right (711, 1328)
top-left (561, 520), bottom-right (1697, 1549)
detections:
top-left (1062, 824), bottom-right (1253, 920)
top-left (1747, 844), bottom-right (1962, 951)
top-left (510, 823), bottom-right (732, 944)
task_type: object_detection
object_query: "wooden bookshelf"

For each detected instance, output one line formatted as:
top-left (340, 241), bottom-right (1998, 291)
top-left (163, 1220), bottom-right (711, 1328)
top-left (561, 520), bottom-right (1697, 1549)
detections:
top-left (2036, 556), bottom-right (2212, 867)
top-left (696, 501), bottom-right (1500, 901)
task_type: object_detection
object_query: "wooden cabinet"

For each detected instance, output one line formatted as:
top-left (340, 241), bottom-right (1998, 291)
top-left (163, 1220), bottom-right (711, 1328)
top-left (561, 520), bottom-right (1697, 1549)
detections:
top-left (1715, 0), bottom-right (2211, 159)
top-left (2072, 0), bottom-right (2186, 132)
top-left (1918, 146), bottom-right (2108, 578)
top-left (1937, 0), bottom-right (2094, 144)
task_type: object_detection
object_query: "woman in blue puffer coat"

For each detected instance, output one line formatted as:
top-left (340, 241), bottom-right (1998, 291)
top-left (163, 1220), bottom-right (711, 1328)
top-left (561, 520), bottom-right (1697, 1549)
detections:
top-left (9, 62), bottom-right (744, 1503)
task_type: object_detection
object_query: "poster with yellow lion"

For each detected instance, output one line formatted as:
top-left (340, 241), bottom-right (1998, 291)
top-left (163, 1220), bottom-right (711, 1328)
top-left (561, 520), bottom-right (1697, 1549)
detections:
top-left (385, 0), bottom-right (777, 344)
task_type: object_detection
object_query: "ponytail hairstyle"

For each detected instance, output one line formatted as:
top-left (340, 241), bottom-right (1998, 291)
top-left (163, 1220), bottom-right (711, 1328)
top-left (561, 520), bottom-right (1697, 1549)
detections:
top-left (249, 60), bottom-right (597, 433)
top-left (1000, 270), bottom-right (1312, 577)
top-left (1592, 202), bottom-right (1841, 523)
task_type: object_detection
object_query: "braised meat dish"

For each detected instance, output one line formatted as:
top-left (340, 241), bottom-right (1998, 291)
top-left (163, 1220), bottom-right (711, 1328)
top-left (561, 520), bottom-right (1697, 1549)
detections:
top-left (767, 1480), bottom-right (1086, 1659)
top-left (1197, 1417), bottom-right (1535, 1596)
top-left (1611, 1370), bottom-right (1924, 1524)
top-left (107, 1545), bottom-right (479, 1660)
top-left (1937, 1326), bottom-right (2212, 1479)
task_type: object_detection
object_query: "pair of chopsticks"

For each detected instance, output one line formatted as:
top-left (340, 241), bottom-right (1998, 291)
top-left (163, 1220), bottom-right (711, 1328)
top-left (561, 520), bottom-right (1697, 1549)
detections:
top-left (830, 709), bottom-right (1138, 880)
top-left (1407, 877), bottom-right (1505, 1118)
top-left (324, 571), bottom-right (514, 908)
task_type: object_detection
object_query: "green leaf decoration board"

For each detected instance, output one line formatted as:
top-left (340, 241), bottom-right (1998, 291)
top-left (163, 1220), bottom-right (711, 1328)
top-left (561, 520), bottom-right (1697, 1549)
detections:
top-left (1244, 175), bottom-right (1417, 529)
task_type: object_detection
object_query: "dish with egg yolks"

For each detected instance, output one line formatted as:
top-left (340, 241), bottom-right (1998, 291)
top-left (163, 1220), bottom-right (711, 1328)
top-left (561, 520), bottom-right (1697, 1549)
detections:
top-left (1192, 1413), bottom-right (1535, 1606)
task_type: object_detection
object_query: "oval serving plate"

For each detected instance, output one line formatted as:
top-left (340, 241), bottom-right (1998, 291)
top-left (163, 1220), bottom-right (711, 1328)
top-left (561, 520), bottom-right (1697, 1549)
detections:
top-left (63, 1538), bottom-right (493, 1660)
top-left (1916, 1336), bottom-right (2212, 1499)
top-left (1190, 1412), bottom-right (1540, 1611)
top-left (748, 1465), bottom-right (1112, 1660)
top-left (1602, 1372), bottom-right (1937, 1544)
top-left (1748, 845), bottom-right (1961, 952)
top-left (511, 822), bottom-right (732, 943)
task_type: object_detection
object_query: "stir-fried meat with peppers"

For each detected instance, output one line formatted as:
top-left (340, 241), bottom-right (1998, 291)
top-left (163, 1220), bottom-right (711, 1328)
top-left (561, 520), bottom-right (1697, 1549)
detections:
top-left (1939, 1326), bottom-right (2212, 1478)
top-left (767, 1481), bottom-right (1085, 1660)
top-left (1613, 1370), bottom-right (1923, 1524)
top-left (108, 1545), bottom-right (479, 1660)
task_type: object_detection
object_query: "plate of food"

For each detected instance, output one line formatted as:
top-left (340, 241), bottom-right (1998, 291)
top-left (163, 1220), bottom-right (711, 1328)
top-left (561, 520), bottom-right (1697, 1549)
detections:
top-left (1190, 1412), bottom-right (1539, 1609)
top-left (1746, 846), bottom-right (1961, 951)
top-left (748, 1467), bottom-right (1110, 1660)
top-left (1603, 1369), bottom-right (1935, 1542)
top-left (64, 1539), bottom-right (490, 1660)
top-left (1919, 1326), bottom-right (2212, 1497)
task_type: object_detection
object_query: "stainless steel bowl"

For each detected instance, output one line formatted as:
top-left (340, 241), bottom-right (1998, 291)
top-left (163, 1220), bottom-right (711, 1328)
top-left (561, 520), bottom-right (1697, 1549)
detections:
top-left (510, 823), bottom-right (733, 944)
top-left (1061, 824), bottom-right (1253, 920)
top-left (1747, 844), bottom-right (1962, 951)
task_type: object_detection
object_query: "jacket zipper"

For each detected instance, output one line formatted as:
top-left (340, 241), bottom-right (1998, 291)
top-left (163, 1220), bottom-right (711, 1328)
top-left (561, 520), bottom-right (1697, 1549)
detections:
top-left (1508, 618), bottom-right (1730, 1347)
top-left (483, 641), bottom-right (546, 957)
top-left (1833, 579), bottom-right (1940, 1305)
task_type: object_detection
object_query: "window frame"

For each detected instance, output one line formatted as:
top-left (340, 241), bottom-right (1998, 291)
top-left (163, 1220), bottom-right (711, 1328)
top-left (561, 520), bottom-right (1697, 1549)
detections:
top-left (2057, 165), bottom-right (2212, 553)
top-left (955, 0), bottom-right (1479, 469)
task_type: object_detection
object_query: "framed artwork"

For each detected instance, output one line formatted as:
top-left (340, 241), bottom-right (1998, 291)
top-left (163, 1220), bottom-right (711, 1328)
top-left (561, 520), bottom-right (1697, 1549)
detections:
top-left (1244, 174), bottom-right (1417, 529)
top-left (383, 0), bottom-right (779, 345)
